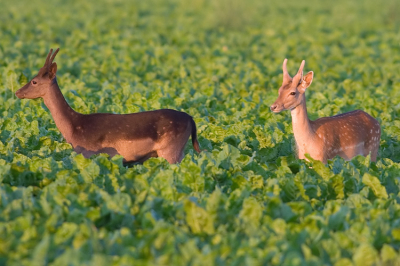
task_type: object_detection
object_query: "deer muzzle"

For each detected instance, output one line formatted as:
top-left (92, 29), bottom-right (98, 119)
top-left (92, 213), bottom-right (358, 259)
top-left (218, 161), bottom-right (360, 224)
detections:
top-left (15, 89), bottom-right (25, 99)
top-left (270, 102), bottom-right (285, 113)
top-left (15, 82), bottom-right (33, 99)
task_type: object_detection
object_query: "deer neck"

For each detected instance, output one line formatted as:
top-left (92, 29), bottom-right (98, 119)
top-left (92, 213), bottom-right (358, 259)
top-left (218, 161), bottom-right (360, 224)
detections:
top-left (42, 78), bottom-right (79, 143)
top-left (290, 95), bottom-right (316, 148)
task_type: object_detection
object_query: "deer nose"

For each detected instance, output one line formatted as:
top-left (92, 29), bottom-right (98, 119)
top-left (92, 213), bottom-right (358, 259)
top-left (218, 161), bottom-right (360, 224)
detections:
top-left (270, 104), bottom-right (278, 112)
top-left (15, 90), bottom-right (24, 99)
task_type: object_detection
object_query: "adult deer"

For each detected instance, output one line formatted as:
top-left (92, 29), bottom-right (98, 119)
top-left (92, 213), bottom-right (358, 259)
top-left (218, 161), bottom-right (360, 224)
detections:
top-left (16, 48), bottom-right (201, 164)
top-left (270, 59), bottom-right (381, 163)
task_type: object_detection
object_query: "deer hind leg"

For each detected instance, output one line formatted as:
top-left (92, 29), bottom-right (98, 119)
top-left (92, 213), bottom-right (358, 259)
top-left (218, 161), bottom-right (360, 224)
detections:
top-left (370, 148), bottom-right (378, 162)
top-left (156, 123), bottom-right (193, 164)
top-left (371, 131), bottom-right (381, 162)
top-left (157, 146), bottom-right (186, 164)
top-left (368, 142), bottom-right (379, 162)
top-left (157, 133), bottom-right (191, 164)
top-left (363, 141), bottom-right (379, 162)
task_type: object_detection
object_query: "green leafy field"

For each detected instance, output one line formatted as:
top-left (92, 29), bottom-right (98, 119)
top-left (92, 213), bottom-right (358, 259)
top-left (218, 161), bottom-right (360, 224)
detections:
top-left (1, 0), bottom-right (400, 265)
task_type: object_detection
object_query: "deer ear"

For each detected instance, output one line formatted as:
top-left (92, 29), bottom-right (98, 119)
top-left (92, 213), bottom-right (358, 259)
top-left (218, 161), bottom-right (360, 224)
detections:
top-left (298, 71), bottom-right (313, 93)
top-left (49, 62), bottom-right (57, 80)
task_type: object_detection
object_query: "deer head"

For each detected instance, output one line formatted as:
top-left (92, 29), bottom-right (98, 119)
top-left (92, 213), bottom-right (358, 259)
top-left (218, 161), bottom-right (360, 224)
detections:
top-left (270, 59), bottom-right (314, 113)
top-left (16, 48), bottom-right (59, 99)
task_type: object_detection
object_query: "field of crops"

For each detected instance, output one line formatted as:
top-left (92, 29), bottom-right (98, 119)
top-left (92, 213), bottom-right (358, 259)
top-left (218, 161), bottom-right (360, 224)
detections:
top-left (1, 0), bottom-right (400, 265)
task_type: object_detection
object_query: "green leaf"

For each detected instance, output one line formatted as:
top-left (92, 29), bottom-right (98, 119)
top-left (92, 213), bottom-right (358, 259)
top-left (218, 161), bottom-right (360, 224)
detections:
top-left (362, 173), bottom-right (388, 199)
top-left (330, 174), bottom-right (345, 199)
top-left (328, 207), bottom-right (348, 231)
top-left (312, 159), bottom-right (334, 181)
top-left (352, 244), bottom-right (378, 266)
top-left (239, 197), bottom-right (263, 232)
top-left (380, 244), bottom-right (397, 263)
top-left (334, 258), bottom-right (353, 266)
top-left (32, 235), bottom-right (50, 266)
top-left (184, 200), bottom-right (215, 235)
top-left (80, 160), bottom-right (100, 183)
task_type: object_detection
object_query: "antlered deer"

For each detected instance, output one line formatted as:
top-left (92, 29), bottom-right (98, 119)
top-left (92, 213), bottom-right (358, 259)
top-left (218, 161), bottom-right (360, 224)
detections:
top-left (270, 59), bottom-right (380, 163)
top-left (16, 48), bottom-right (201, 164)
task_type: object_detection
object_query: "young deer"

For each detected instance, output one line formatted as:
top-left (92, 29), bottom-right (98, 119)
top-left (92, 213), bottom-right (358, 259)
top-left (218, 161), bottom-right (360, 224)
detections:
top-left (16, 48), bottom-right (201, 164)
top-left (270, 59), bottom-right (381, 163)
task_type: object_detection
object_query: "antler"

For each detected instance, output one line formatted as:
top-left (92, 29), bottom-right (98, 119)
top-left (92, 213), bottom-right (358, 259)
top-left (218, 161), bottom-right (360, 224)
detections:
top-left (49, 48), bottom-right (59, 65)
top-left (43, 49), bottom-right (53, 68)
top-left (39, 48), bottom-right (60, 76)
top-left (282, 59), bottom-right (292, 83)
top-left (293, 60), bottom-right (305, 84)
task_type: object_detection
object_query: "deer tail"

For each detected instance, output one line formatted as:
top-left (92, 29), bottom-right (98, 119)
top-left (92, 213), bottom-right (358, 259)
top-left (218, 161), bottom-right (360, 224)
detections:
top-left (190, 117), bottom-right (201, 153)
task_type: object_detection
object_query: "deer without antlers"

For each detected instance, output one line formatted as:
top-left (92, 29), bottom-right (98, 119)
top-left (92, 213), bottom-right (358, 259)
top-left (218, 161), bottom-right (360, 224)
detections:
top-left (15, 48), bottom-right (201, 164)
top-left (270, 59), bottom-right (381, 163)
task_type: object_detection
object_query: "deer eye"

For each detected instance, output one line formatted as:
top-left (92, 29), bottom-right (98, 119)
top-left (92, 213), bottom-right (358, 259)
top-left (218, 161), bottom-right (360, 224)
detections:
top-left (290, 92), bottom-right (296, 95)
top-left (32, 80), bottom-right (37, 85)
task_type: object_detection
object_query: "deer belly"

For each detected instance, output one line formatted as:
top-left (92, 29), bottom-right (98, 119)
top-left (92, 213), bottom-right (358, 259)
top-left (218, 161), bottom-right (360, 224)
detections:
top-left (325, 142), bottom-right (365, 161)
top-left (341, 142), bottom-right (366, 159)
top-left (113, 138), bottom-right (156, 161)
top-left (73, 145), bottom-right (120, 158)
